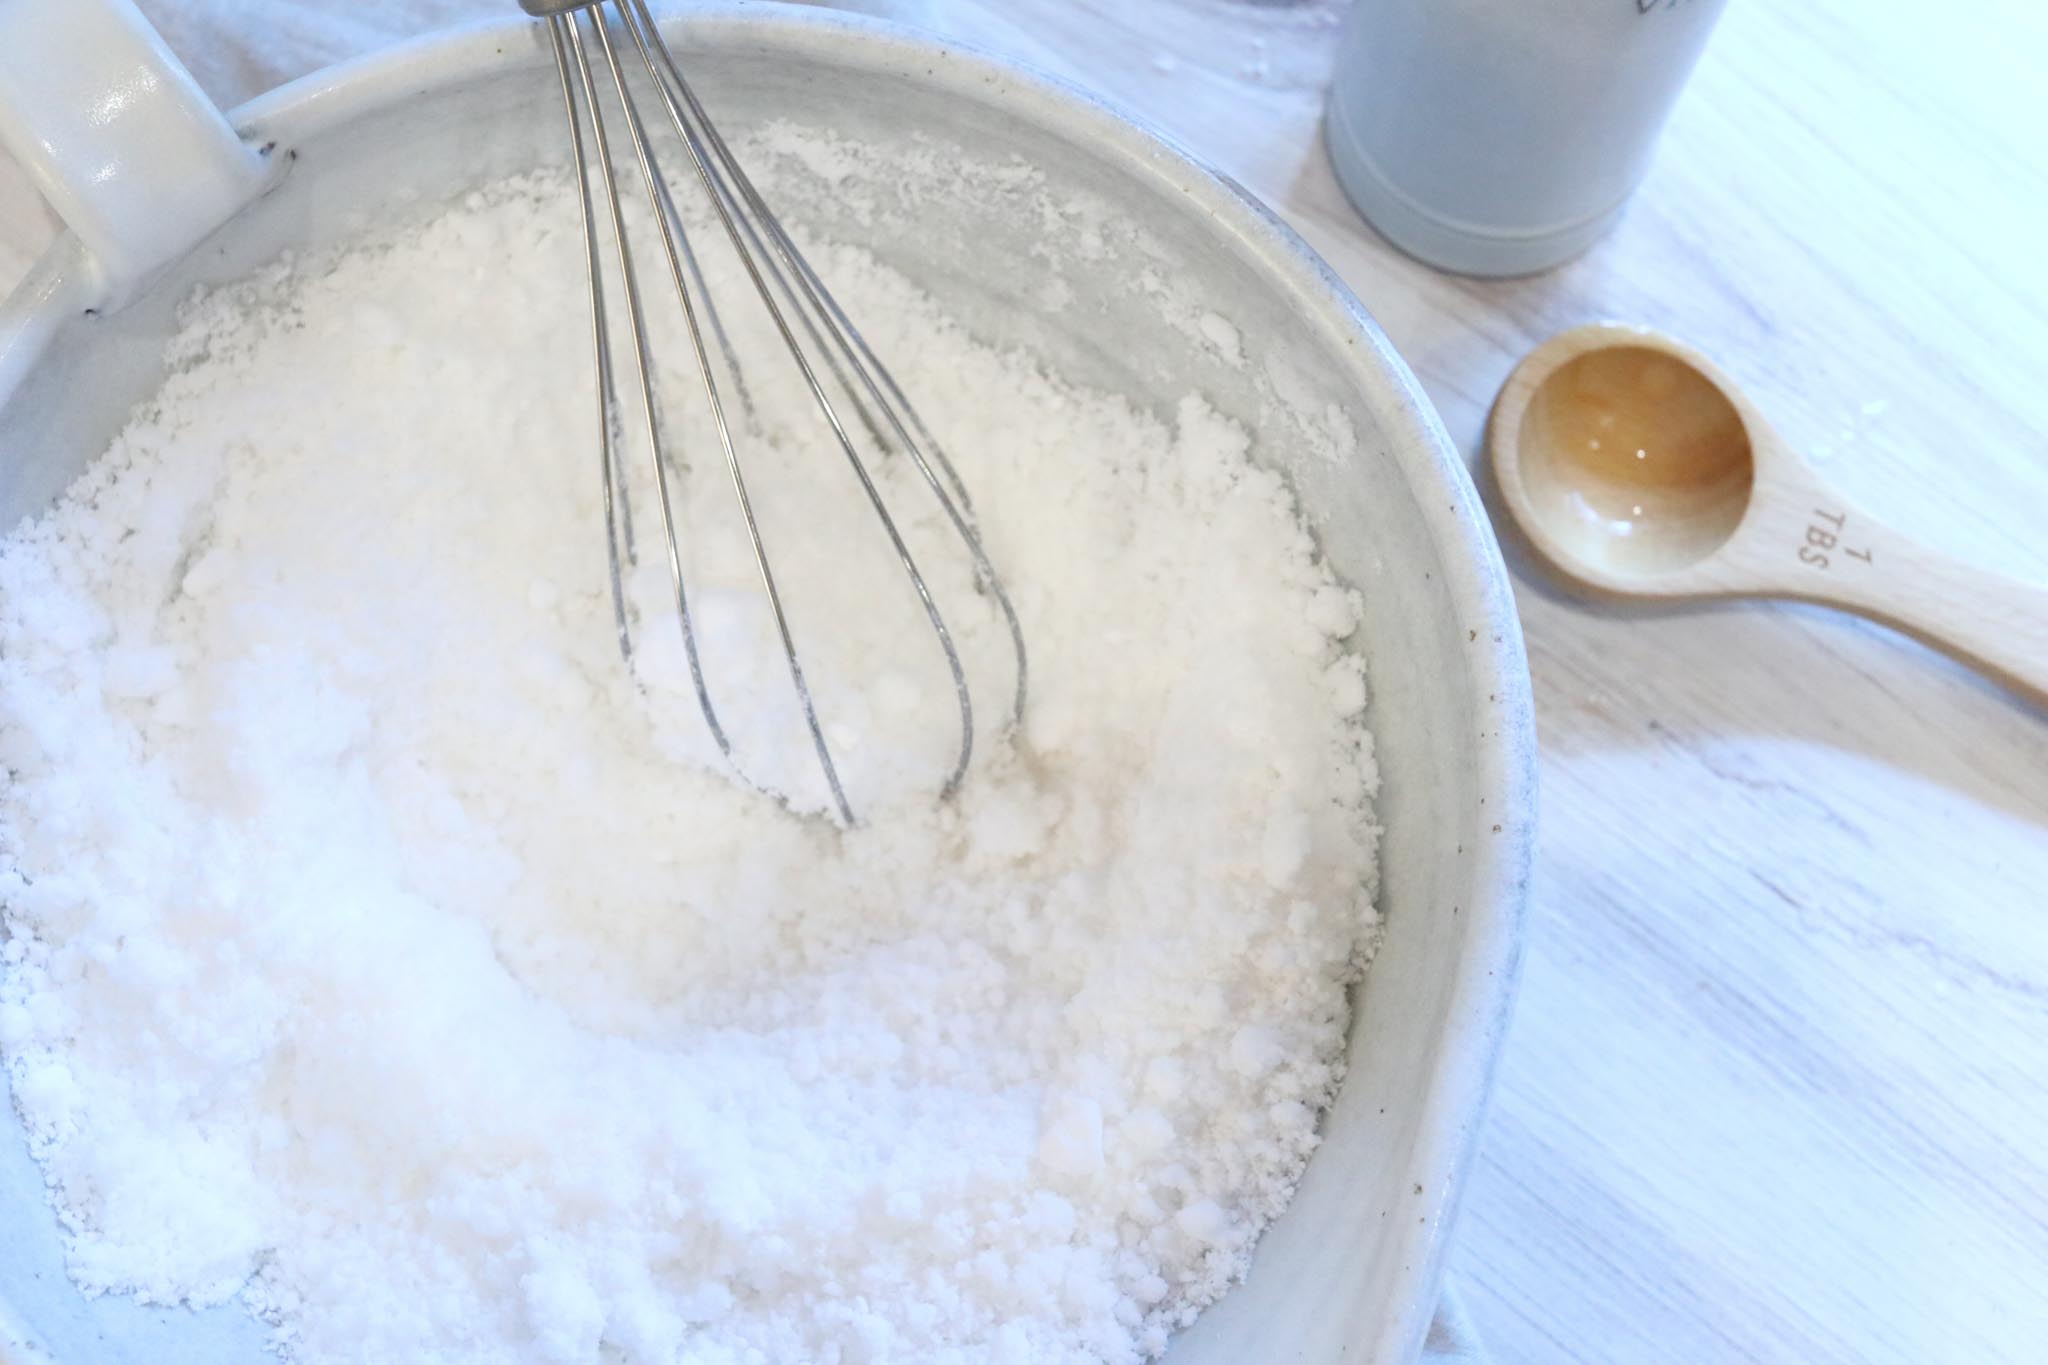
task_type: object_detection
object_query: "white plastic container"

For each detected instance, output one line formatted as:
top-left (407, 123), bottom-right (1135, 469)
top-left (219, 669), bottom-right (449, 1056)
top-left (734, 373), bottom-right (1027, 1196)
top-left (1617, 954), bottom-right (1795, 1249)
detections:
top-left (1325, 0), bottom-right (1727, 277)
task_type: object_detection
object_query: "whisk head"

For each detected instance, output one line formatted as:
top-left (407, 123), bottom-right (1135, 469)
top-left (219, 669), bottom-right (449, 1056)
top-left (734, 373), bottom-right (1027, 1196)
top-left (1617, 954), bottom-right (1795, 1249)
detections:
top-left (525, 0), bottom-right (1026, 824)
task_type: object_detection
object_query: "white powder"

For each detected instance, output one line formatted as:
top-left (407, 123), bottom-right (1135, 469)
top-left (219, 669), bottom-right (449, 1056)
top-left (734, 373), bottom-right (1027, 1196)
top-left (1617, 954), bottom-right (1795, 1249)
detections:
top-left (0, 161), bottom-right (1380, 1364)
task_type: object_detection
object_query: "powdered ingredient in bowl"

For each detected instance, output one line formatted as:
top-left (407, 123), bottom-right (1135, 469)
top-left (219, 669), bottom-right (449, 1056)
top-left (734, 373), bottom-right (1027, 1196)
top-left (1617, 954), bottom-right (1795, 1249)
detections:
top-left (0, 166), bottom-right (1381, 1364)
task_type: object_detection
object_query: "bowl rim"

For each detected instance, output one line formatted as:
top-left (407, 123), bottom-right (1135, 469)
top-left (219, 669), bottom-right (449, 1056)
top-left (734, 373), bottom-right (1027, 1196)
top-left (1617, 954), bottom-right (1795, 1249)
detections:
top-left (9, 5), bottom-right (1538, 1361)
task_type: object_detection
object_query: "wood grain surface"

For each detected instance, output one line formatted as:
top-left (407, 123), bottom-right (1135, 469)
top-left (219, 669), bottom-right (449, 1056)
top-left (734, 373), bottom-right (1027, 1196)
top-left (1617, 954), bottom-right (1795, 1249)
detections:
top-left (2, 2), bottom-right (2044, 1362)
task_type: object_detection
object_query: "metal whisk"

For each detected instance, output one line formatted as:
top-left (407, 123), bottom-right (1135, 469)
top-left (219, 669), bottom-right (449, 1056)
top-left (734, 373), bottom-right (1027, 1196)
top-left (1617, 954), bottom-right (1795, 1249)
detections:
top-left (520, 0), bottom-right (1026, 824)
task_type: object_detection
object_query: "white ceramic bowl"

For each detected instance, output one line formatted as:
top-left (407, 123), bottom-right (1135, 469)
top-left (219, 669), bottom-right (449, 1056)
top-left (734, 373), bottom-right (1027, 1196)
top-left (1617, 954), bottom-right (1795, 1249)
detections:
top-left (0, 6), bottom-right (1535, 1362)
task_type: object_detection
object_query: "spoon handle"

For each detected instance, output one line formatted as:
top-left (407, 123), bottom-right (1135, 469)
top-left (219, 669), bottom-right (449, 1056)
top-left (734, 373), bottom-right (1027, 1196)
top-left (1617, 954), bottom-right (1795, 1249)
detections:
top-left (1753, 493), bottom-right (2047, 706)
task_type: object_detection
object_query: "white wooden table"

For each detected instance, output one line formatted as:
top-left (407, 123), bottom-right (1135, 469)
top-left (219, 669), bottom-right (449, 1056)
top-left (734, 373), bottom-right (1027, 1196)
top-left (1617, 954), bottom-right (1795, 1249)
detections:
top-left (4, 2), bottom-right (2045, 1361)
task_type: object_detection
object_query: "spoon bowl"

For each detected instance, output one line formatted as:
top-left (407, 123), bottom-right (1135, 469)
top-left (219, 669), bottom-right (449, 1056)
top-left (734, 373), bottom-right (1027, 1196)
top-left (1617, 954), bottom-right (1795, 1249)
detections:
top-left (1490, 322), bottom-right (2047, 705)
top-left (1513, 341), bottom-right (1753, 579)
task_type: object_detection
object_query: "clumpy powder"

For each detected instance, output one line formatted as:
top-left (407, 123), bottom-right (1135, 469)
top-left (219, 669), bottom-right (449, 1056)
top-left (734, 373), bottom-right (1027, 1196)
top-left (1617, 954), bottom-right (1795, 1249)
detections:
top-left (0, 160), bottom-right (1380, 1364)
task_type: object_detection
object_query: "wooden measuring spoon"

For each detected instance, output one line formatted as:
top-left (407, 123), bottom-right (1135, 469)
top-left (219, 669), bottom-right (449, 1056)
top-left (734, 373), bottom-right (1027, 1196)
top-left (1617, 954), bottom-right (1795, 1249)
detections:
top-left (1487, 322), bottom-right (2047, 705)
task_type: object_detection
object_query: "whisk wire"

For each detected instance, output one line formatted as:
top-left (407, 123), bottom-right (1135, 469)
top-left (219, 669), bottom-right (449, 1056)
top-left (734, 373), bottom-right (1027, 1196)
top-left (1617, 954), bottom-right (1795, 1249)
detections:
top-left (537, 0), bottom-right (1030, 818)
top-left (615, 0), bottom-right (979, 801)
top-left (621, 0), bottom-right (1026, 732)
top-left (647, 164), bottom-right (757, 421)
top-left (592, 0), bottom-right (857, 824)
top-left (543, 15), bottom-right (634, 663)
top-left (614, 0), bottom-right (978, 798)
top-left (762, 220), bottom-right (1030, 728)
top-left (558, 11), bottom-right (734, 761)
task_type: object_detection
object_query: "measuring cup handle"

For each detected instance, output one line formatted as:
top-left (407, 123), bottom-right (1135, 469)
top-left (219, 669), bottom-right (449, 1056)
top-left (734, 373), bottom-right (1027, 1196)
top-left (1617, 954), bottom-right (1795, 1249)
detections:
top-left (0, 0), bottom-right (272, 311)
